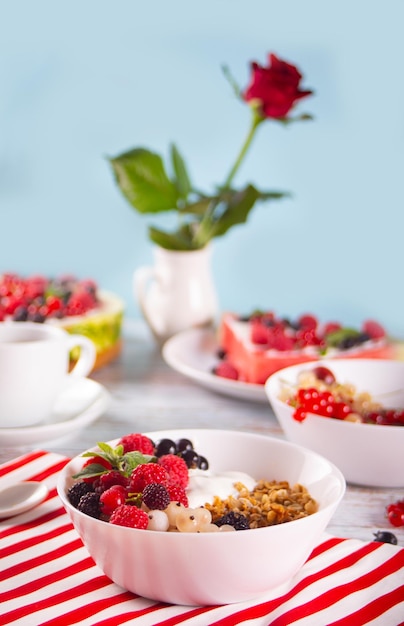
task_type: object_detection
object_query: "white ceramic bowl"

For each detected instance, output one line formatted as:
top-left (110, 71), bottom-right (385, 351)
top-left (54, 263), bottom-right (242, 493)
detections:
top-left (265, 359), bottom-right (404, 488)
top-left (57, 429), bottom-right (345, 606)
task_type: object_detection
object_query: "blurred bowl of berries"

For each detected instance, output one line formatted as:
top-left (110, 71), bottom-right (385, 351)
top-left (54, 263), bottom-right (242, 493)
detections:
top-left (57, 428), bottom-right (345, 606)
top-left (265, 359), bottom-right (404, 488)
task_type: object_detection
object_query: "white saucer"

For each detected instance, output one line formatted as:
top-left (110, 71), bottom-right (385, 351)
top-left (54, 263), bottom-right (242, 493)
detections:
top-left (162, 328), bottom-right (267, 403)
top-left (0, 377), bottom-right (110, 445)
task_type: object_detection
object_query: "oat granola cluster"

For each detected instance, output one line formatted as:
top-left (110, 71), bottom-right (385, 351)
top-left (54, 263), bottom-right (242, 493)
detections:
top-left (205, 480), bottom-right (318, 528)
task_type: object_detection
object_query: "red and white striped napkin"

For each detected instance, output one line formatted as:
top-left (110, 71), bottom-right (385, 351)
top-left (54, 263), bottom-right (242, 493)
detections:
top-left (1, 451), bottom-right (403, 626)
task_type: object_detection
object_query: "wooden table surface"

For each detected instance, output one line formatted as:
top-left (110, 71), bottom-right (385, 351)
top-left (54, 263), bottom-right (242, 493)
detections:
top-left (1, 320), bottom-right (403, 546)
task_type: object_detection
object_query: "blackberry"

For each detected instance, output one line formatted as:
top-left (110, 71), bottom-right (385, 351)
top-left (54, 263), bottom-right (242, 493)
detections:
top-left (373, 530), bottom-right (398, 545)
top-left (214, 511), bottom-right (250, 530)
top-left (67, 481), bottom-right (94, 508)
top-left (142, 483), bottom-right (170, 510)
top-left (77, 492), bottom-right (101, 518)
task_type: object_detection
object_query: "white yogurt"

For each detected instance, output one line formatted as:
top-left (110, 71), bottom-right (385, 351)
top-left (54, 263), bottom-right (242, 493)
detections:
top-left (186, 469), bottom-right (256, 508)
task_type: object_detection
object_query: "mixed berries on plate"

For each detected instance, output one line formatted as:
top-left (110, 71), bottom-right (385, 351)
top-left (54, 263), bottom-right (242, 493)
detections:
top-left (282, 365), bottom-right (404, 426)
top-left (0, 273), bottom-right (99, 322)
top-left (67, 433), bottom-right (248, 532)
top-left (213, 311), bottom-right (387, 382)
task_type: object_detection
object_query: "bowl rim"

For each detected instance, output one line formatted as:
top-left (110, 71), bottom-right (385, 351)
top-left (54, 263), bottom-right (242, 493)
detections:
top-left (57, 428), bottom-right (346, 535)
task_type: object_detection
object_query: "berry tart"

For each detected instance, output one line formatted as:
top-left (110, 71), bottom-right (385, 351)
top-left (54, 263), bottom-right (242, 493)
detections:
top-left (215, 310), bottom-right (396, 384)
top-left (0, 273), bottom-right (124, 370)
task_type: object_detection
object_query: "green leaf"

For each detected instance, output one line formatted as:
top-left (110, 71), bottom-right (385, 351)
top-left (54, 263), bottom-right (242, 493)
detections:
top-left (325, 328), bottom-right (361, 348)
top-left (72, 463), bottom-right (112, 480)
top-left (148, 224), bottom-right (201, 250)
top-left (208, 184), bottom-right (284, 238)
top-left (170, 143), bottom-right (192, 200)
top-left (120, 452), bottom-right (156, 476)
top-left (109, 148), bottom-right (179, 214)
top-left (181, 196), bottom-right (219, 216)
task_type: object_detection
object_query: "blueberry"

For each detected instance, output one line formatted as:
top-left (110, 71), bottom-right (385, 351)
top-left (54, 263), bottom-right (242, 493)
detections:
top-left (197, 455), bottom-right (209, 470)
top-left (215, 512), bottom-right (249, 530)
top-left (176, 438), bottom-right (194, 453)
top-left (180, 448), bottom-right (199, 468)
top-left (155, 438), bottom-right (177, 457)
top-left (373, 530), bottom-right (398, 545)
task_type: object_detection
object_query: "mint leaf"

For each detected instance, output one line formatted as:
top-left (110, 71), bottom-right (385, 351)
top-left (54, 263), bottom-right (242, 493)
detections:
top-left (72, 463), bottom-right (112, 480)
top-left (120, 452), bottom-right (156, 476)
top-left (110, 148), bottom-right (179, 213)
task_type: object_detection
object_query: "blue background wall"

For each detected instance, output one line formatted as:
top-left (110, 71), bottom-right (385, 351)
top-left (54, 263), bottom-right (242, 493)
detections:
top-left (1, 0), bottom-right (403, 336)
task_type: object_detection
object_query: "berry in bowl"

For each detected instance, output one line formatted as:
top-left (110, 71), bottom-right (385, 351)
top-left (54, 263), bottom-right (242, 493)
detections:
top-left (265, 359), bottom-right (404, 488)
top-left (57, 429), bottom-right (345, 606)
top-left (214, 310), bottom-right (396, 384)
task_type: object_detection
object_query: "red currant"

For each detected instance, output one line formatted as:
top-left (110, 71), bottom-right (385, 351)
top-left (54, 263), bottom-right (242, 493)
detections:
top-left (312, 366), bottom-right (336, 385)
top-left (100, 485), bottom-right (127, 516)
top-left (386, 500), bottom-right (404, 527)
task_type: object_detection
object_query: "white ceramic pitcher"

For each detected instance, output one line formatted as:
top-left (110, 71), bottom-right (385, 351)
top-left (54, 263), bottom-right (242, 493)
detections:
top-left (134, 245), bottom-right (218, 344)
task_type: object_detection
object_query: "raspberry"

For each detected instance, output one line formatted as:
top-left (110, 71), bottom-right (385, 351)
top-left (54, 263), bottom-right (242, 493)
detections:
top-left (109, 504), bottom-right (149, 529)
top-left (158, 454), bottom-right (189, 488)
top-left (142, 483), bottom-right (170, 510)
top-left (119, 433), bottom-right (155, 455)
top-left (362, 319), bottom-right (386, 340)
top-left (77, 492), bottom-right (101, 518)
top-left (214, 511), bottom-right (250, 530)
top-left (213, 362), bottom-right (239, 380)
top-left (65, 290), bottom-right (96, 316)
top-left (323, 322), bottom-right (341, 335)
top-left (167, 484), bottom-right (188, 507)
top-left (298, 314), bottom-right (318, 330)
top-left (94, 470), bottom-right (129, 494)
top-left (67, 481), bottom-right (94, 508)
top-left (129, 463), bottom-right (169, 493)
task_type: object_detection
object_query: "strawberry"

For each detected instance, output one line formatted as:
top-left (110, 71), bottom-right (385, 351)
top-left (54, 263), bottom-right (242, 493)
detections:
top-left (109, 504), bottom-right (149, 529)
top-left (158, 454), bottom-right (189, 488)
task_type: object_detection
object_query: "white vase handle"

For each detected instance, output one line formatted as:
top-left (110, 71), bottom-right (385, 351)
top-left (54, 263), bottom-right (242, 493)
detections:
top-left (134, 266), bottom-right (159, 335)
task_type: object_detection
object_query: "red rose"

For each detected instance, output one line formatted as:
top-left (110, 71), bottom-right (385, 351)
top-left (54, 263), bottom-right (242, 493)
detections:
top-left (244, 53), bottom-right (313, 119)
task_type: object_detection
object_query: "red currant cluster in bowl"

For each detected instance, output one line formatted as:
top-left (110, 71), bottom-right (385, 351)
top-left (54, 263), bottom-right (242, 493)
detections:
top-left (289, 366), bottom-right (404, 426)
top-left (0, 273), bottom-right (99, 322)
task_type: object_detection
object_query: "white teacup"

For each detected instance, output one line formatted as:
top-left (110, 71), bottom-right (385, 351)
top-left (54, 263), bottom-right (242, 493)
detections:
top-left (0, 322), bottom-right (96, 428)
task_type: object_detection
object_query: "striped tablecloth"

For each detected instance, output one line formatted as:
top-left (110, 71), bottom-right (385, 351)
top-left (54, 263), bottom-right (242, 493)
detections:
top-left (1, 451), bottom-right (403, 626)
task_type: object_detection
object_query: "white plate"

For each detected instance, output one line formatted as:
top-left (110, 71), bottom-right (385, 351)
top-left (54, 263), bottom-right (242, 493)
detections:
top-left (162, 328), bottom-right (267, 403)
top-left (0, 377), bottom-right (110, 445)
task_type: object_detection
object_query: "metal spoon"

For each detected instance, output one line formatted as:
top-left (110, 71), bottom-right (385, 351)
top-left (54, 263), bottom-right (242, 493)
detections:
top-left (0, 481), bottom-right (49, 518)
